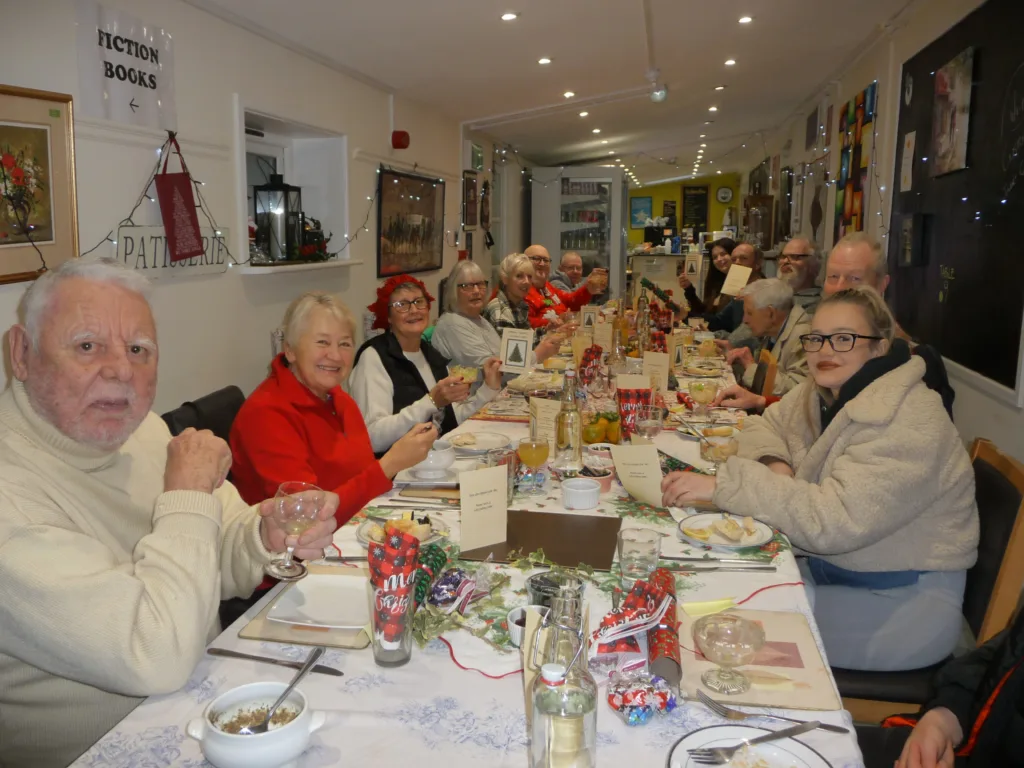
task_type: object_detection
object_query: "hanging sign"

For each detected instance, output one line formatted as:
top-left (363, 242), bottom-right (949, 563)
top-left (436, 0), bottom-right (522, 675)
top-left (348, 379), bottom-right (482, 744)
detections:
top-left (153, 136), bottom-right (204, 261)
top-left (116, 226), bottom-right (228, 279)
top-left (76, 0), bottom-right (177, 131)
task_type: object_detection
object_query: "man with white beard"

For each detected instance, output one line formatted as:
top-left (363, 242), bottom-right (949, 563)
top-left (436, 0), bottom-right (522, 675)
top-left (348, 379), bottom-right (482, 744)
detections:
top-left (776, 235), bottom-right (822, 312)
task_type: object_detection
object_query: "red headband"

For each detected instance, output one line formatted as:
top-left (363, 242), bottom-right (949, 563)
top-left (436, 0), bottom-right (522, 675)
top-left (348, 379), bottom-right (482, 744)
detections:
top-left (368, 274), bottom-right (435, 330)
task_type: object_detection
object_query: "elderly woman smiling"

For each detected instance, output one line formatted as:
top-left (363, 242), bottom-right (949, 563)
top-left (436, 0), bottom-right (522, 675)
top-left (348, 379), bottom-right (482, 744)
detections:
top-left (483, 253), bottom-right (563, 361)
top-left (662, 287), bottom-right (978, 673)
top-left (230, 291), bottom-right (436, 521)
top-left (349, 274), bottom-right (501, 455)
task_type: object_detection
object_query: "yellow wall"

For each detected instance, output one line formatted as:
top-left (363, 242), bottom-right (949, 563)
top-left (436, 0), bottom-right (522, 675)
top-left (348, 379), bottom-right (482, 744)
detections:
top-left (627, 173), bottom-right (740, 245)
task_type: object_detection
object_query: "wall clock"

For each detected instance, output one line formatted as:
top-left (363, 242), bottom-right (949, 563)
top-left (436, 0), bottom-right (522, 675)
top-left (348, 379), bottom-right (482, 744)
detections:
top-left (716, 187), bottom-right (733, 204)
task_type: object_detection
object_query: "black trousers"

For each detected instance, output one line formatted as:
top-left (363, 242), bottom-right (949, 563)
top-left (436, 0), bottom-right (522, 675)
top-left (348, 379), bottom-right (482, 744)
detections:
top-left (218, 587), bottom-right (272, 631)
top-left (856, 724), bottom-right (912, 768)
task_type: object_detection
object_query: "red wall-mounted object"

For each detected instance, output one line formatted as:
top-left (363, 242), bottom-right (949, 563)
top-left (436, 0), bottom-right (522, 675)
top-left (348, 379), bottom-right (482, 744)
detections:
top-left (391, 130), bottom-right (410, 150)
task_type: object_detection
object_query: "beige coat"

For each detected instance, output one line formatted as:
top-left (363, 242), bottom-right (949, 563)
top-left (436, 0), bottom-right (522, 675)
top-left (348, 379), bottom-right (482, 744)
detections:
top-left (715, 356), bottom-right (978, 573)
top-left (740, 304), bottom-right (811, 395)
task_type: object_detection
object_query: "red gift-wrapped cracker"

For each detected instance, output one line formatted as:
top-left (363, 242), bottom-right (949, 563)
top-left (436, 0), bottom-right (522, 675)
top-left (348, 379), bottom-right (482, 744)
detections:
top-left (578, 344), bottom-right (604, 386)
top-left (617, 388), bottom-right (653, 441)
top-left (367, 527), bottom-right (421, 643)
top-left (646, 567), bottom-right (681, 686)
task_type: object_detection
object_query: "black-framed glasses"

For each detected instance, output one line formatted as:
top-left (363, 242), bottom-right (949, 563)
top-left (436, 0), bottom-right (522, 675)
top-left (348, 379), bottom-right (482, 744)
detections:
top-left (799, 332), bottom-right (883, 352)
top-left (779, 252), bottom-right (812, 262)
top-left (456, 280), bottom-right (488, 291)
top-left (528, 256), bottom-right (551, 265)
top-left (390, 297), bottom-right (429, 313)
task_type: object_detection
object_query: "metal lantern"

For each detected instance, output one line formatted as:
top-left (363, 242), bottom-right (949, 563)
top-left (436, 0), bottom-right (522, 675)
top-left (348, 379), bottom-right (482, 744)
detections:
top-left (253, 174), bottom-right (303, 261)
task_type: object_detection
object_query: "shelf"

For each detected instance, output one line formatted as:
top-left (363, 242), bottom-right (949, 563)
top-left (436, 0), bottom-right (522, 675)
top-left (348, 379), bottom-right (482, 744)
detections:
top-left (561, 195), bottom-right (607, 203)
top-left (561, 222), bottom-right (604, 230)
top-left (236, 259), bottom-right (364, 276)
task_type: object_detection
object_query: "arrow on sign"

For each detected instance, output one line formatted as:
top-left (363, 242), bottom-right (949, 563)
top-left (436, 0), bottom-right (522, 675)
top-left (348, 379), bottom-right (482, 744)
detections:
top-left (129, 99), bottom-right (139, 113)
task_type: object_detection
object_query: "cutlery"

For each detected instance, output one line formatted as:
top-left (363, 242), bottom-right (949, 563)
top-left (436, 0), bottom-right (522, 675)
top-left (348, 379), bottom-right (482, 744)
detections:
top-left (687, 720), bottom-right (820, 764)
top-left (661, 555), bottom-right (764, 565)
top-left (206, 647), bottom-right (343, 677)
top-left (667, 564), bottom-right (777, 573)
top-left (321, 555), bottom-right (369, 563)
top-left (696, 690), bottom-right (849, 734)
top-left (239, 647), bottom-right (325, 735)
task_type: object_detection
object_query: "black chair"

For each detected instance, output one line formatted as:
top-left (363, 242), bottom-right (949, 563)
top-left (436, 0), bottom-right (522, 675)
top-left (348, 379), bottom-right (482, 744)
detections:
top-left (161, 385), bottom-right (246, 443)
top-left (833, 438), bottom-right (1024, 722)
top-left (437, 277), bottom-right (449, 317)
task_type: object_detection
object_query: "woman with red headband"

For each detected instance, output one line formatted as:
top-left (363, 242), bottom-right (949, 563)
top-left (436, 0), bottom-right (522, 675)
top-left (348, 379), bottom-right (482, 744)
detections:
top-left (349, 274), bottom-right (502, 455)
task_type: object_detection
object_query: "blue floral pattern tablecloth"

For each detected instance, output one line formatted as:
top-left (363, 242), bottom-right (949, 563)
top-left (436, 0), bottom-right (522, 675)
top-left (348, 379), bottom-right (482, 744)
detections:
top-left (74, 423), bottom-right (864, 768)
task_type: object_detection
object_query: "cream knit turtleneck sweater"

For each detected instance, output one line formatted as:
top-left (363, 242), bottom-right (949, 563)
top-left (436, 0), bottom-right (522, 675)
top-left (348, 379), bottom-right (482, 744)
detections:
top-left (0, 380), bottom-right (272, 768)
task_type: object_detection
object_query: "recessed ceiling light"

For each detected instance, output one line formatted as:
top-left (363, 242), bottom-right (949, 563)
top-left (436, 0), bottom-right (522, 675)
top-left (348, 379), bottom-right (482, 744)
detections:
top-left (615, 158), bottom-right (620, 162)
top-left (564, 91), bottom-right (575, 98)
top-left (699, 134), bottom-right (707, 138)
top-left (705, 121), bottom-right (714, 125)
top-left (742, 143), bottom-right (746, 147)
top-left (700, 143), bottom-right (707, 148)
top-left (725, 59), bottom-right (736, 66)
top-left (714, 85), bottom-right (726, 91)
top-left (708, 106), bottom-right (718, 112)
top-left (538, 57), bottom-right (551, 65)
top-left (592, 128), bottom-right (601, 134)
top-left (501, 12), bottom-right (518, 21)
top-left (600, 140), bottom-right (609, 144)
top-left (579, 111), bottom-right (588, 117)
top-left (739, 16), bottom-right (753, 23)
top-left (608, 151), bottom-right (614, 154)
top-left (716, 170), bottom-right (723, 174)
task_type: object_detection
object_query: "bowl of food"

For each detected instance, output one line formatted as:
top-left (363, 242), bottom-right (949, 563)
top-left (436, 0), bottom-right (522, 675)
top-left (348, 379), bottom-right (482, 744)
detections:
top-left (448, 364), bottom-right (480, 383)
top-left (699, 426), bottom-right (740, 463)
top-left (186, 682), bottom-right (325, 768)
top-left (410, 440), bottom-right (456, 478)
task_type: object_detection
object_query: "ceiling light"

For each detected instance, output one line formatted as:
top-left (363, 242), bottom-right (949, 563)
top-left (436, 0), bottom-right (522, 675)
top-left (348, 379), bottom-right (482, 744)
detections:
top-left (708, 106), bottom-right (718, 112)
top-left (608, 151), bottom-right (615, 154)
top-left (705, 121), bottom-right (714, 125)
top-left (650, 84), bottom-right (668, 103)
top-left (715, 85), bottom-right (726, 91)
top-left (699, 134), bottom-right (706, 138)
top-left (739, 16), bottom-right (752, 23)
top-left (592, 128), bottom-right (601, 134)
top-left (501, 12), bottom-right (518, 21)
top-left (725, 59), bottom-right (736, 66)
top-left (579, 111), bottom-right (588, 117)
top-left (600, 140), bottom-right (608, 144)
top-left (538, 57), bottom-right (551, 65)
top-left (716, 170), bottom-right (723, 174)
top-left (564, 91), bottom-right (575, 98)
top-left (742, 143), bottom-right (746, 147)
top-left (615, 158), bottom-right (620, 162)
top-left (700, 143), bottom-right (707, 148)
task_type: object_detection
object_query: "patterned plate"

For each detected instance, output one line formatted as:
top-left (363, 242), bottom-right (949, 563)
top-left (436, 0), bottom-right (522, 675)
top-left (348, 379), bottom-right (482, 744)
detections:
top-left (356, 511), bottom-right (451, 549)
top-left (667, 724), bottom-right (833, 768)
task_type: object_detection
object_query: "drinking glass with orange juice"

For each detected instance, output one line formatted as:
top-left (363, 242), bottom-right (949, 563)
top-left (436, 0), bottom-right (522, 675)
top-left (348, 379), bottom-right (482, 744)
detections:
top-left (517, 437), bottom-right (550, 496)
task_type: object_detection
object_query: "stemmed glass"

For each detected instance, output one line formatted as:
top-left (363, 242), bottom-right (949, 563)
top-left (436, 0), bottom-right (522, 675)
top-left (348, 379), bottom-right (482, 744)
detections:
top-left (693, 613), bottom-right (766, 695)
top-left (688, 378), bottom-right (721, 419)
top-left (517, 436), bottom-right (550, 496)
top-left (264, 481), bottom-right (326, 582)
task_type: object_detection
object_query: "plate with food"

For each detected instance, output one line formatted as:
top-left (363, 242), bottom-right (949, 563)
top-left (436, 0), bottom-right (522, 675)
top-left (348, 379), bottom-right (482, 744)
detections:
top-left (667, 724), bottom-right (833, 768)
top-left (267, 572), bottom-right (370, 629)
top-left (677, 512), bottom-right (773, 551)
top-left (683, 365), bottom-right (725, 378)
top-left (447, 431), bottom-right (512, 455)
top-left (506, 371), bottom-right (563, 393)
top-left (356, 510), bottom-right (451, 548)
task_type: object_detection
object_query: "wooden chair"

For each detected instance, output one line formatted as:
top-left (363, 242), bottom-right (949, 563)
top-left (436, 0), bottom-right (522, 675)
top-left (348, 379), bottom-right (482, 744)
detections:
top-left (749, 349), bottom-right (778, 397)
top-left (835, 437), bottom-right (1024, 723)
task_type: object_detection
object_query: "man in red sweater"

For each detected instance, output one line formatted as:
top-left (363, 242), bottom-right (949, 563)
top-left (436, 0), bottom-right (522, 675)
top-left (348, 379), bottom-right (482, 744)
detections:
top-left (523, 244), bottom-right (608, 329)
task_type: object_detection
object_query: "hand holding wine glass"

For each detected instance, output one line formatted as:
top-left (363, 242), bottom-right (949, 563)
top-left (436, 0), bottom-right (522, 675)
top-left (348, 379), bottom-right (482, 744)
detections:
top-left (261, 482), bottom-right (329, 581)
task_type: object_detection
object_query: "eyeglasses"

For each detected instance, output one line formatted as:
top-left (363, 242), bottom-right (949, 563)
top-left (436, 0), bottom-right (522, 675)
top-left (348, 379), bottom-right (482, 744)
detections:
top-left (799, 332), bottom-right (883, 352)
top-left (390, 297), bottom-right (429, 313)
top-left (779, 252), bottom-right (812, 262)
top-left (456, 280), bottom-right (488, 291)
top-left (528, 256), bottom-right (551, 265)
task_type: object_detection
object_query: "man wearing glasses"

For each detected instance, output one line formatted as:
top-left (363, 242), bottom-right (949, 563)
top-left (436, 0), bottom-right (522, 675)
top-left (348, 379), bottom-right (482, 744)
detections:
top-left (777, 236), bottom-right (822, 312)
top-left (523, 244), bottom-right (608, 330)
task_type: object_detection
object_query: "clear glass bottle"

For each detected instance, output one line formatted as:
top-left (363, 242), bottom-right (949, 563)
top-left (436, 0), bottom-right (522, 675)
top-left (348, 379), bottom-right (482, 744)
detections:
top-left (555, 366), bottom-right (583, 474)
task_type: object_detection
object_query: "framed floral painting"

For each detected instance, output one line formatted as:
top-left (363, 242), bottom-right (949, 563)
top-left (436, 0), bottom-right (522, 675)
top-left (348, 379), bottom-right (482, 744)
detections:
top-left (0, 85), bottom-right (78, 283)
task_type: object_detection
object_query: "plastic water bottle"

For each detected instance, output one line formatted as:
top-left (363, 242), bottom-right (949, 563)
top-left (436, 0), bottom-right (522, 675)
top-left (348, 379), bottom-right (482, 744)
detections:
top-left (530, 662), bottom-right (597, 768)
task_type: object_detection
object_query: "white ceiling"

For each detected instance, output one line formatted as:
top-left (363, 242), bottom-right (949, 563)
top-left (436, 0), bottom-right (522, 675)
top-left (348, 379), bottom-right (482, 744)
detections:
top-left (188, 0), bottom-right (914, 184)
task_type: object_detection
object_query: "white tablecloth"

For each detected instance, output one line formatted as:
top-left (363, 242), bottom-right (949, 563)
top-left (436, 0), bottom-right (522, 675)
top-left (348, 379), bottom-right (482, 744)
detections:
top-left (74, 420), bottom-right (865, 768)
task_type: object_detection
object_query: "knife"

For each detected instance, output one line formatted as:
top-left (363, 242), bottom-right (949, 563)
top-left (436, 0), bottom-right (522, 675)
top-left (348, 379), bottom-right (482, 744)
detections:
top-left (668, 564), bottom-right (778, 573)
top-left (661, 555), bottom-right (767, 565)
top-left (322, 555), bottom-right (369, 563)
top-left (206, 648), bottom-right (344, 676)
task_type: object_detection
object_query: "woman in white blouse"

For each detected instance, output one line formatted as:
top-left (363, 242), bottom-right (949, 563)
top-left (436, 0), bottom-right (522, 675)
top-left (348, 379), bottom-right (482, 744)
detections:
top-left (349, 273), bottom-right (502, 455)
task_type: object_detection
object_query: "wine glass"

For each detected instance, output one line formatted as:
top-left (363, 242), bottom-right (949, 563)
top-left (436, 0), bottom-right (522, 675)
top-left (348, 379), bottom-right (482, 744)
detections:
top-left (265, 481), bottom-right (326, 582)
top-left (688, 378), bottom-right (721, 419)
top-left (517, 437), bottom-right (550, 496)
top-left (693, 613), bottom-right (766, 695)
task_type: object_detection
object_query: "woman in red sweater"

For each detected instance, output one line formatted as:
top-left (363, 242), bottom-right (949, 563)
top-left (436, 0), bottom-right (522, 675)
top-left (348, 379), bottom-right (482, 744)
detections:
top-left (230, 291), bottom-right (436, 526)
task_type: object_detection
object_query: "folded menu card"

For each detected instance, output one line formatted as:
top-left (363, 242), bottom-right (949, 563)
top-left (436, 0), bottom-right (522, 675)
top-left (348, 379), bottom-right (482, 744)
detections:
top-left (719, 264), bottom-right (753, 296)
top-left (611, 444), bottom-right (664, 507)
top-left (642, 351), bottom-right (671, 392)
top-left (459, 465), bottom-right (508, 552)
top-left (593, 321), bottom-right (614, 351)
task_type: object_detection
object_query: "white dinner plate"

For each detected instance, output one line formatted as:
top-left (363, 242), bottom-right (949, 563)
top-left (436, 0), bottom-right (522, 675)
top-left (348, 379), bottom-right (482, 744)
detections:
top-left (393, 458), bottom-right (483, 486)
top-left (267, 573), bottom-right (370, 629)
top-left (448, 432), bottom-right (512, 455)
top-left (355, 510), bottom-right (451, 549)
top-left (677, 512), bottom-right (773, 551)
top-left (667, 724), bottom-right (833, 768)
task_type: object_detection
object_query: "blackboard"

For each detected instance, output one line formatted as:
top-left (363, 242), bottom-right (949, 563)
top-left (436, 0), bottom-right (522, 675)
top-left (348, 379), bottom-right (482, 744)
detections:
top-left (682, 186), bottom-right (709, 231)
top-left (888, 0), bottom-right (1024, 392)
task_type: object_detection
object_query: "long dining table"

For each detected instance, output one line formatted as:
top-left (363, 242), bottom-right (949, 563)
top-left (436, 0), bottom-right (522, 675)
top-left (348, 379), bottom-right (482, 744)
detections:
top-left (74, 407), bottom-right (866, 768)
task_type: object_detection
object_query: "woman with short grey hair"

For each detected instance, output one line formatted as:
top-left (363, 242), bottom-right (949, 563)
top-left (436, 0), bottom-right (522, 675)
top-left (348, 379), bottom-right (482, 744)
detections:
top-left (431, 260), bottom-right (503, 368)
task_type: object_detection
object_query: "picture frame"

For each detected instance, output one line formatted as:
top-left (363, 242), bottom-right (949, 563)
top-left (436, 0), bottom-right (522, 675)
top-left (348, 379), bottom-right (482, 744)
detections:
top-left (470, 143), bottom-right (484, 172)
top-left (897, 213), bottom-right (926, 268)
top-left (630, 196), bottom-right (653, 229)
top-left (463, 170), bottom-right (478, 232)
top-left (0, 85), bottom-right (78, 284)
top-left (376, 167), bottom-right (445, 278)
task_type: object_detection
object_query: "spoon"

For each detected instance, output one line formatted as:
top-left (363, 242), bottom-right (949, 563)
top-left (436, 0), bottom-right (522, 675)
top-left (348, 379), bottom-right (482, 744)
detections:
top-left (238, 646), bottom-right (325, 735)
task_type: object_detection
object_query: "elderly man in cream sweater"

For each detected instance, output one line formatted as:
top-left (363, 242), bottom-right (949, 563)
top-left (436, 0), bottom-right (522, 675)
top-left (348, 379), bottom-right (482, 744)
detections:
top-left (0, 258), bottom-right (339, 767)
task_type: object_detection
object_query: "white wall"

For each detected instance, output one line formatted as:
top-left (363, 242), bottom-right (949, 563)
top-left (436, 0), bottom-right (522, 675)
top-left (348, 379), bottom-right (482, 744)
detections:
top-left (2, 0), bottom-right (464, 413)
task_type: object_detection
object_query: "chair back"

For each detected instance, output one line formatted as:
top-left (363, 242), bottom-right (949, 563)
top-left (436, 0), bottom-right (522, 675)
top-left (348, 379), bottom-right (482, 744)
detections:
top-left (161, 385), bottom-right (246, 444)
top-left (964, 438), bottom-right (1024, 644)
top-left (750, 349), bottom-right (778, 397)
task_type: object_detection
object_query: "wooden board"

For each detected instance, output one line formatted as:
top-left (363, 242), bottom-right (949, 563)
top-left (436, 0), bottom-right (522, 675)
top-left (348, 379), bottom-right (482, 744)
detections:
top-left (399, 486), bottom-right (461, 502)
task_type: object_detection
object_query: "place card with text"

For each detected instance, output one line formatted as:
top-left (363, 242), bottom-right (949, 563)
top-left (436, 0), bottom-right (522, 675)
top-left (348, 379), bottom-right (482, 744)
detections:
top-left (499, 327), bottom-right (534, 374)
top-left (611, 444), bottom-right (664, 508)
top-left (593, 321), bottom-right (614, 352)
top-left (529, 396), bottom-right (562, 454)
top-left (642, 351), bottom-right (671, 392)
top-left (459, 465), bottom-right (508, 551)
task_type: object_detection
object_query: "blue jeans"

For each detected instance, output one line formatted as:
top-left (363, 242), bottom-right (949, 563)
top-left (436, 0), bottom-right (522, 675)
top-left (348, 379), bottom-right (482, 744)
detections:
top-left (798, 558), bottom-right (966, 672)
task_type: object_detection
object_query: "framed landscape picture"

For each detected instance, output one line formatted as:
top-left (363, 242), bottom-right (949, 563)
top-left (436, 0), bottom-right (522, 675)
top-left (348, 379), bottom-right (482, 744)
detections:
top-left (0, 85), bottom-right (78, 283)
top-left (376, 167), bottom-right (445, 277)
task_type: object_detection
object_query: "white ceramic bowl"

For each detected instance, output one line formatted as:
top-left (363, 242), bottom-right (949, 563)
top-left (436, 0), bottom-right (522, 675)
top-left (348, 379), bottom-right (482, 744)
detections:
top-left (411, 440), bottom-right (456, 478)
top-left (562, 478), bottom-right (601, 510)
top-left (186, 682), bottom-right (325, 768)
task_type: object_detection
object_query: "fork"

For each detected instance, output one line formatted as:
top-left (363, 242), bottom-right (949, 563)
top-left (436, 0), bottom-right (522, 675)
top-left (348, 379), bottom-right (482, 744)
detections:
top-left (697, 690), bottom-right (849, 733)
top-left (688, 720), bottom-right (820, 764)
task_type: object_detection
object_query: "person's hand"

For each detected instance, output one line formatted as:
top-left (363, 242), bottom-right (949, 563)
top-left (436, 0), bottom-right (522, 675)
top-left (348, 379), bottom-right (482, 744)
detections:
top-left (586, 268), bottom-right (609, 294)
top-left (258, 491), bottom-right (339, 559)
top-left (535, 334), bottom-right (562, 363)
top-left (379, 423), bottom-right (438, 478)
top-left (430, 375), bottom-right (471, 408)
top-left (714, 339), bottom-right (732, 353)
top-left (713, 384), bottom-right (767, 411)
top-left (896, 708), bottom-right (962, 768)
top-left (764, 460), bottom-right (794, 477)
top-left (678, 274), bottom-right (692, 290)
top-left (726, 347), bottom-right (755, 368)
top-left (661, 471), bottom-right (717, 507)
top-left (164, 428), bottom-right (233, 494)
top-left (482, 357), bottom-right (503, 390)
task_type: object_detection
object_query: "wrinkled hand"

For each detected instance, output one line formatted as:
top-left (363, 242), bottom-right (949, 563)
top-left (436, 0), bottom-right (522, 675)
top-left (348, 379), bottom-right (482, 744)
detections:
top-left (259, 491), bottom-right (339, 560)
top-left (725, 347), bottom-right (755, 369)
top-left (661, 471), bottom-right (717, 507)
top-left (482, 357), bottom-right (503, 390)
top-left (586, 268), bottom-right (609, 294)
top-left (535, 334), bottom-right (562, 363)
top-left (430, 375), bottom-right (471, 408)
top-left (896, 708), bottom-right (961, 768)
top-left (678, 274), bottom-right (692, 290)
top-left (380, 423), bottom-right (438, 478)
top-left (714, 339), bottom-right (732, 353)
top-left (713, 384), bottom-right (767, 411)
top-left (164, 428), bottom-right (233, 494)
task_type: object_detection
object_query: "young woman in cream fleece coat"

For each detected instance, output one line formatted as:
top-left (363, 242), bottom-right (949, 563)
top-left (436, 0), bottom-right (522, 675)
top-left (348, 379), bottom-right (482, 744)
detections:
top-left (663, 287), bottom-right (978, 672)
